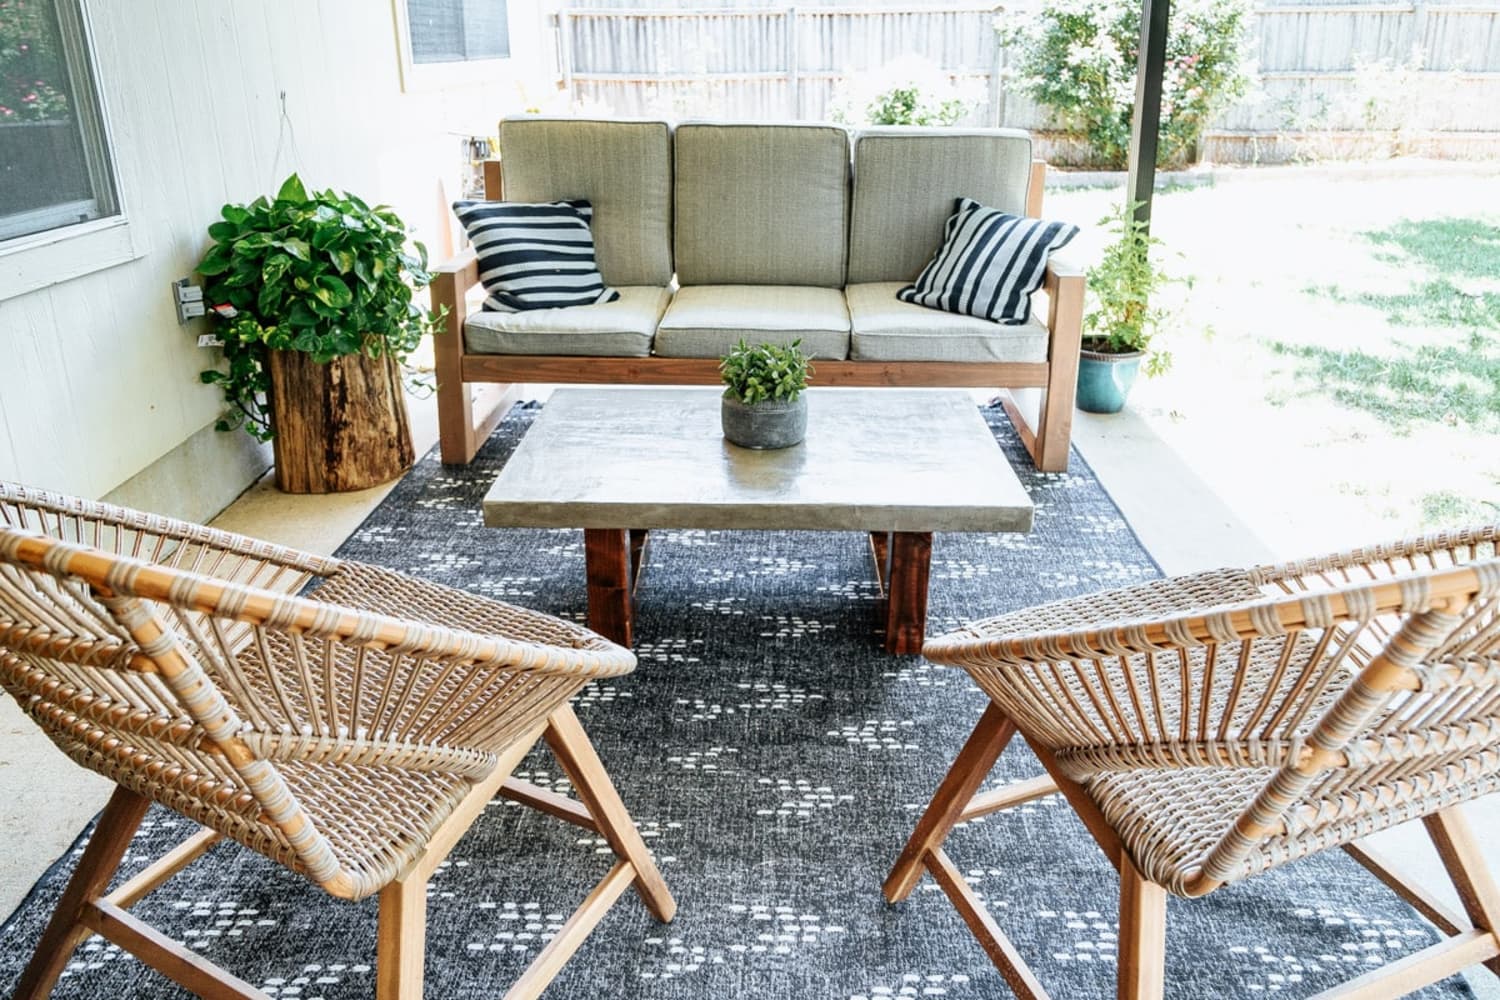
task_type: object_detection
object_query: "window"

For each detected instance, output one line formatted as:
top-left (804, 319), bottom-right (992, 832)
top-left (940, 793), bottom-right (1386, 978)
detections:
top-left (406, 0), bottom-right (510, 65)
top-left (0, 0), bottom-right (118, 244)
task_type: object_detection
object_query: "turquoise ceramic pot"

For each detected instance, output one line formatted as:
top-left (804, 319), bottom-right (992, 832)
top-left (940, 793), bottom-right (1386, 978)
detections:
top-left (1075, 349), bottom-right (1144, 414)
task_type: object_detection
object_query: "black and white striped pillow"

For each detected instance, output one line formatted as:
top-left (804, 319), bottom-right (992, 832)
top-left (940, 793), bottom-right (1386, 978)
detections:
top-left (452, 199), bottom-right (620, 312)
top-left (898, 198), bottom-right (1078, 324)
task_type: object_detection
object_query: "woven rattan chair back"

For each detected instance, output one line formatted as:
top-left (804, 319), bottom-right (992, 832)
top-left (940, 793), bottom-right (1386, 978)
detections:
top-left (889, 527), bottom-right (1500, 999)
top-left (932, 540), bottom-right (1500, 896)
top-left (2, 482), bottom-right (672, 1000)
top-left (1, 487), bottom-right (626, 901)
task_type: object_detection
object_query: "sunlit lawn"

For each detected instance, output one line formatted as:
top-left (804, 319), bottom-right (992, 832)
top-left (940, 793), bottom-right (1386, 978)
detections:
top-left (1047, 164), bottom-right (1500, 557)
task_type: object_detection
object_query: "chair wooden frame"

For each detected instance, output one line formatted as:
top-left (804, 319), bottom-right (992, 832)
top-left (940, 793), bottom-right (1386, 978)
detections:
top-left (430, 157), bottom-right (1084, 473)
top-left (886, 706), bottom-right (1500, 1000)
top-left (886, 529), bottom-right (1500, 999)
top-left (14, 705), bottom-right (673, 1000)
top-left (0, 484), bottom-right (675, 999)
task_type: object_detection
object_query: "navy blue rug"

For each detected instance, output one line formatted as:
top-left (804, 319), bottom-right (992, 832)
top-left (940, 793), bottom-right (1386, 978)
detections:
top-left (0, 403), bottom-right (1471, 998)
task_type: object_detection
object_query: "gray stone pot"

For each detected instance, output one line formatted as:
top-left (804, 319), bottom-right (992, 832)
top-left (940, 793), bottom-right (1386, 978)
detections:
top-left (721, 393), bottom-right (807, 450)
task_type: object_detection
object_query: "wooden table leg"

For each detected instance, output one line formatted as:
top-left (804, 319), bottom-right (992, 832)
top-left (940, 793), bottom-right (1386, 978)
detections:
top-left (629, 529), bottom-right (650, 594)
top-left (884, 531), bottom-right (933, 655)
top-left (584, 528), bottom-right (632, 646)
top-left (869, 531), bottom-right (891, 596)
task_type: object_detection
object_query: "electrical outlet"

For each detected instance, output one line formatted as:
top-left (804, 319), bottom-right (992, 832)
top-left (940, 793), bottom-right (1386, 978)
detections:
top-left (173, 278), bottom-right (206, 323)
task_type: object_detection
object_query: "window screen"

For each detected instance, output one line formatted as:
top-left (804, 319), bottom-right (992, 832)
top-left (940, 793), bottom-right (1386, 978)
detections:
top-left (0, 0), bottom-right (119, 243)
top-left (408, 0), bottom-right (510, 65)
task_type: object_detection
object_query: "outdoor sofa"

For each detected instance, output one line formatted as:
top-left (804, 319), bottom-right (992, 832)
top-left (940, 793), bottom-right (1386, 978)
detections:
top-left (431, 118), bottom-right (1086, 472)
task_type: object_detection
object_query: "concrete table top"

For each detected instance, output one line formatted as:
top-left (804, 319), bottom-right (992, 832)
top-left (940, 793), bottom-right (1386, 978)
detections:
top-left (482, 387), bottom-right (1034, 533)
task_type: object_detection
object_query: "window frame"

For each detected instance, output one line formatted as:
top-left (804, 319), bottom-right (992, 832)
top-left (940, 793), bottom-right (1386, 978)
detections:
top-left (0, 0), bottom-right (140, 302)
top-left (392, 0), bottom-right (516, 92)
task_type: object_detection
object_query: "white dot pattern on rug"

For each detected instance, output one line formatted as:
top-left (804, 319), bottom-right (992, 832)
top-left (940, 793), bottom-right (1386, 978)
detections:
top-left (0, 403), bottom-right (1470, 1000)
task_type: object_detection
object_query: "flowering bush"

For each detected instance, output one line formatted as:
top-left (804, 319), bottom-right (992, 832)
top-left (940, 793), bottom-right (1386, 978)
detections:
top-left (998, 0), bottom-right (1251, 168)
top-left (830, 56), bottom-right (981, 127)
top-left (0, 0), bottom-right (71, 123)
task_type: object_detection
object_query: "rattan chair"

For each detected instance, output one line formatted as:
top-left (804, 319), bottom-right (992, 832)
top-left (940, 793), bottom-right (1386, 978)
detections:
top-left (886, 527), bottom-right (1500, 999)
top-left (0, 482), bottom-right (674, 1000)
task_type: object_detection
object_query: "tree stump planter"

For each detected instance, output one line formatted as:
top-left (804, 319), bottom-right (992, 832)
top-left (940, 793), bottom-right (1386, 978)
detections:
top-left (265, 348), bottom-right (415, 494)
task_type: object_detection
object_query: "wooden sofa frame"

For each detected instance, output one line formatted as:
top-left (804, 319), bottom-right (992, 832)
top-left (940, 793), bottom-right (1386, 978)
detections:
top-left (431, 159), bottom-right (1085, 473)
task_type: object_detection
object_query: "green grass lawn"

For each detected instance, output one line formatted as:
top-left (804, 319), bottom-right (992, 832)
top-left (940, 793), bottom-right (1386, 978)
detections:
top-left (1047, 165), bottom-right (1500, 556)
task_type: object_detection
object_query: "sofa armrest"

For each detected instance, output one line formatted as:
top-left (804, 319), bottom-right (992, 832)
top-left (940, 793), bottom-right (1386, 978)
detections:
top-left (1020, 251), bottom-right (1087, 473)
top-left (1043, 253), bottom-right (1085, 284)
top-left (1043, 255), bottom-right (1086, 349)
top-left (430, 248), bottom-right (478, 365)
top-left (432, 247), bottom-right (481, 292)
top-left (1027, 159), bottom-right (1048, 219)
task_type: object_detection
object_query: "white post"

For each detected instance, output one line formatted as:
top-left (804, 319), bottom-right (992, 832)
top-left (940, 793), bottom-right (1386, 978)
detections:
top-left (557, 8), bottom-right (575, 97)
top-left (787, 6), bottom-right (801, 119)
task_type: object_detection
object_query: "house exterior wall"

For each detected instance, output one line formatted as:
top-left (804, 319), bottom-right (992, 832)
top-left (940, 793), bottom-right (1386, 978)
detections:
top-left (0, 0), bottom-right (558, 519)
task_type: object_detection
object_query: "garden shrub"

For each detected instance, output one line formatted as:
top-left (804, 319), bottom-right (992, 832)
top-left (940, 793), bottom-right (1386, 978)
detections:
top-left (999, 0), bottom-right (1252, 168)
top-left (830, 56), bottom-right (981, 127)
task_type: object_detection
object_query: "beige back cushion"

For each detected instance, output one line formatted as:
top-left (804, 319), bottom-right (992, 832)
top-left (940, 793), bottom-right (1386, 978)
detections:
top-left (498, 117), bottom-right (673, 287)
top-left (674, 123), bottom-right (850, 287)
top-left (848, 128), bottom-right (1034, 285)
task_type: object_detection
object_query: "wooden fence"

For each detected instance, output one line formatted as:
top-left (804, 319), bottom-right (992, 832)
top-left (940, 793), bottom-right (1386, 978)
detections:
top-left (556, 1), bottom-right (1500, 162)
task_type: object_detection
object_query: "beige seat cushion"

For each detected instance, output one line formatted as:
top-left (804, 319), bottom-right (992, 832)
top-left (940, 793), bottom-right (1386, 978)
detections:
top-left (848, 128), bottom-right (1035, 285)
top-left (498, 118), bottom-right (674, 287)
top-left (654, 285), bottom-right (851, 360)
top-left (673, 123), bottom-right (850, 288)
top-left (846, 283), bottom-right (1048, 363)
top-left (464, 286), bottom-right (670, 357)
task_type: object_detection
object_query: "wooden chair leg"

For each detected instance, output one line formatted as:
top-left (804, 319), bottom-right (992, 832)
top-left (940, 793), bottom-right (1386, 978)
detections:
top-left (503, 861), bottom-right (636, 1000)
top-left (377, 875), bottom-right (428, 1000)
top-left (1424, 806), bottom-right (1500, 977)
top-left (1116, 855), bottom-right (1168, 1000)
top-left (544, 704), bottom-right (676, 922)
top-left (12, 786), bottom-right (151, 1000)
top-left (884, 704), bottom-right (1017, 903)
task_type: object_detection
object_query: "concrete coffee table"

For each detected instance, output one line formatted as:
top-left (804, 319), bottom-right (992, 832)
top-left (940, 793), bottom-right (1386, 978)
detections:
top-left (482, 387), bottom-right (1033, 653)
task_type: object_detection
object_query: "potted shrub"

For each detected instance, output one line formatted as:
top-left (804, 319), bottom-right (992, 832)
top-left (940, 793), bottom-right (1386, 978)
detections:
top-left (197, 174), bottom-right (440, 493)
top-left (1077, 204), bottom-right (1176, 414)
top-left (719, 340), bottom-right (813, 450)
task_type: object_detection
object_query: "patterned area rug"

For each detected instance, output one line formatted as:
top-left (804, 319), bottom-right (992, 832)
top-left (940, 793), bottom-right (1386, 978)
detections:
top-left (0, 403), bottom-right (1472, 999)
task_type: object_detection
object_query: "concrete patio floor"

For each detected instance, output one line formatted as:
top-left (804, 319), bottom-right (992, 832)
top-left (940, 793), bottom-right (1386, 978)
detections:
top-left (2, 389), bottom-right (1496, 997)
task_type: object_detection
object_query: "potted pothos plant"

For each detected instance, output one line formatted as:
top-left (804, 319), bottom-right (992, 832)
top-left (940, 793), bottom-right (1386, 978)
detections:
top-left (1077, 204), bottom-right (1178, 414)
top-left (719, 340), bottom-right (813, 450)
top-left (197, 174), bottom-right (440, 493)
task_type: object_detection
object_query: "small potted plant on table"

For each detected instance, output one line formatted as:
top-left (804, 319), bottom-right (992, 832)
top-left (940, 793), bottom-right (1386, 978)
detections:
top-left (1077, 204), bottom-right (1176, 414)
top-left (196, 174), bottom-right (440, 493)
top-left (719, 339), bottom-right (813, 450)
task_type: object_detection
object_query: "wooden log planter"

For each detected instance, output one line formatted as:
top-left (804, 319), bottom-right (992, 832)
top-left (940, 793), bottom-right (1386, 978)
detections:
top-left (265, 348), bottom-right (414, 494)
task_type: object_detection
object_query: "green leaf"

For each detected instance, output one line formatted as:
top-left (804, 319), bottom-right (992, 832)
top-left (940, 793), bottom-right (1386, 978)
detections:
top-left (275, 238), bottom-right (311, 261)
top-left (235, 232), bottom-right (273, 251)
top-left (286, 301), bottom-right (318, 328)
top-left (314, 275), bottom-right (353, 309)
top-left (276, 173), bottom-right (308, 204)
top-left (208, 220), bottom-right (240, 242)
top-left (261, 253), bottom-right (293, 283)
top-left (332, 249), bottom-right (356, 274)
top-left (311, 225), bottom-right (341, 251)
top-left (257, 281), bottom-right (282, 317)
top-left (197, 246), bottom-right (233, 276)
top-left (352, 257), bottom-right (375, 289)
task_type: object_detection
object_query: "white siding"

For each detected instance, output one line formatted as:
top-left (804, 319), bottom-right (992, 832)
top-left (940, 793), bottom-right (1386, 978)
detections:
top-left (0, 0), bottom-right (556, 501)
